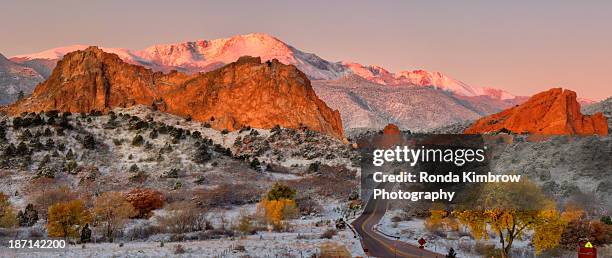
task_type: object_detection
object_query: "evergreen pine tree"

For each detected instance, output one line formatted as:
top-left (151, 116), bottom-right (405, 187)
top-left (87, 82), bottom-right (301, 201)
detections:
top-left (80, 223), bottom-right (92, 243)
top-left (446, 248), bottom-right (457, 258)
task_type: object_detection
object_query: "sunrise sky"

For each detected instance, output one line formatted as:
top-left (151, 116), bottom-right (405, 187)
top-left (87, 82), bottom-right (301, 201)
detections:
top-left (1, 0), bottom-right (610, 100)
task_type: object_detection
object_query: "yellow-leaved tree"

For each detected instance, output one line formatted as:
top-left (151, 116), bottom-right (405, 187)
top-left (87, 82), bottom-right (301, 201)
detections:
top-left (93, 192), bottom-right (137, 242)
top-left (47, 199), bottom-right (92, 239)
top-left (256, 183), bottom-right (298, 230)
top-left (0, 192), bottom-right (18, 228)
top-left (425, 203), bottom-right (459, 232)
top-left (453, 179), bottom-right (579, 257)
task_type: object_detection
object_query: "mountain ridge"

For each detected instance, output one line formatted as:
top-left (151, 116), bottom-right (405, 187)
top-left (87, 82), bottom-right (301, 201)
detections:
top-left (0, 53), bottom-right (44, 105)
top-left (10, 33), bottom-right (521, 100)
top-left (8, 47), bottom-right (345, 138)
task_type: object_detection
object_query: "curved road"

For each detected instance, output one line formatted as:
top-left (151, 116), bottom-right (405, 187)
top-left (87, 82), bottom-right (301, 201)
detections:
top-left (352, 188), bottom-right (443, 258)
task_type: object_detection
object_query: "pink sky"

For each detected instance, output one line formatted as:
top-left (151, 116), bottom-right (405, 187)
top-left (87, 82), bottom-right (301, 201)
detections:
top-left (1, 1), bottom-right (610, 100)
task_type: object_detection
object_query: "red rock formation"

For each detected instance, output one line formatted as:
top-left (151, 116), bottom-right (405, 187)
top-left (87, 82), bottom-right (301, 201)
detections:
top-left (382, 123), bottom-right (401, 135)
top-left (8, 47), bottom-right (344, 138)
top-left (464, 88), bottom-right (608, 136)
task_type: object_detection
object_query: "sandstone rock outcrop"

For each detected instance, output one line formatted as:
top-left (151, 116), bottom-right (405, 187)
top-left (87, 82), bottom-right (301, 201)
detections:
top-left (464, 88), bottom-right (608, 135)
top-left (382, 123), bottom-right (401, 135)
top-left (8, 47), bottom-right (344, 138)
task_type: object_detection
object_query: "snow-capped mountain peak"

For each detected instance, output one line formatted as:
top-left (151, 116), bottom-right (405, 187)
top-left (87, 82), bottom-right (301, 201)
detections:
top-left (12, 45), bottom-right (90, 60)
top-left (134, 33), bottom-right (299, 72)
top-left (339, 62), bottom-right (516, 100)
top-left (11, 33), bottom-right (516, 99)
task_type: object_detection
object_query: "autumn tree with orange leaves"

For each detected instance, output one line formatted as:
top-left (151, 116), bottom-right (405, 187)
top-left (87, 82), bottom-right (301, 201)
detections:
top-left (124, 188), bottom-right (164, 218)
top-left (93, 192), bottom-right (137, 242)
top-left (47, 200), bottom-right (91, 239)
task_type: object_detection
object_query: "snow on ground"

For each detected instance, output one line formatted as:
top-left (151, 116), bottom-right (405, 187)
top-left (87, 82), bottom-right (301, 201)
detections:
top-left (0, 108), bottom-right (365, 257)
top-left (1, 220), bottom-right (364, 258)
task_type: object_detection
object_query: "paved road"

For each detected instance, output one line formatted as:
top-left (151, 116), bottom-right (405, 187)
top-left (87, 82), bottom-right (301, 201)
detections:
top-left (352, 185), bottom-right (443, 258)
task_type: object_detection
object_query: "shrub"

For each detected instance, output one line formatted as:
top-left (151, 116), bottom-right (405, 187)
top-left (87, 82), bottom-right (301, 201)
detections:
top-left (149, 129), bottom-right (158, 139)
top-left (35, 166), bottom-right (56, 179)
top-left (249, 158), bottom-right (261, 170)
top-left (47, 200), bottom-right (91, 238)
top-left (560, 219), bottom-right (612, 248)
top-left (129, 120), bottom-right (148, 131)
top-left (30, 138), bottom-right (44, 151)
top-left (12, 117), bottom-right (24, 129)
top-left (129, 171), bottom-right (148, 183)
top-left (17, 204), bottom-right (39, 227)
top-left (124, 188), bottom-right (164, 218)
top-left (80, 223), bottom-right (92, 243)
top-left (194, 184), bottom-right (261, 208)
top-left (308, 161), bottom-right (321, 173)
top-left (169, 128), bottom-right (183, 140)
top-left (93, 192), bottom-right (137, 242)
top-left (16, 141), bottom-right (29, 156)
top-left (58, 117), bottom-right (72, 129)
top-left (266, 183), bottom-right (296, 201)
top-left (156, 202), bottom-right (208, 234)
top-left (602, 216), bottom-right (612, 225)
top-left (320, 228), bottom-right (337, 239)
top-left (124, 221), bottom-right (157, 240)
top-left (193, 176), bottom-right (206, 185)
top-left (446, 247), bottom-right (457, 258)
top-left (3, 143), bottom-right (16, 157)
top-left (65, 149), bottom-right (75, 159)
top-left (193, 144), bottom-right (211, 164)
top-left (0, 126), bottom-right (6, 141)
top-left (0, 193), bottom-right (18, 228)
top-left (63, 160), bottom-right (78, 174)
top-left (45, 138), bottom-right (55, 150)
top-left (237, 215), bottom-right (254, 235)
top-left (295, 196), bottom-right (321, 216)
top-left (161, 168), bottom-right (180, 179)
top-left (82, 135), bottom-right (96, 150)
top-left (271, 125), bottom-right (281, 134)
top-left (131, 135), bottom-right (144, 146)
top-left (129, 164), bottom-right (139, 173)
top-left (173, 244), bottom-right (186, 254)
top-left (191, 131), bottom-right (201, 139)
top-left (113, 139), bottom-right (123, 146)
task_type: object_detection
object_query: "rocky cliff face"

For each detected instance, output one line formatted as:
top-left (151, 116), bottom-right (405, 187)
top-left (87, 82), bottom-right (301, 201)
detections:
top-left (8, 47), bottom-right (344, 138)
top-left (464, 88), bottom-right (608, 135)
top-left (583, 97), bottom-right (612, 132)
